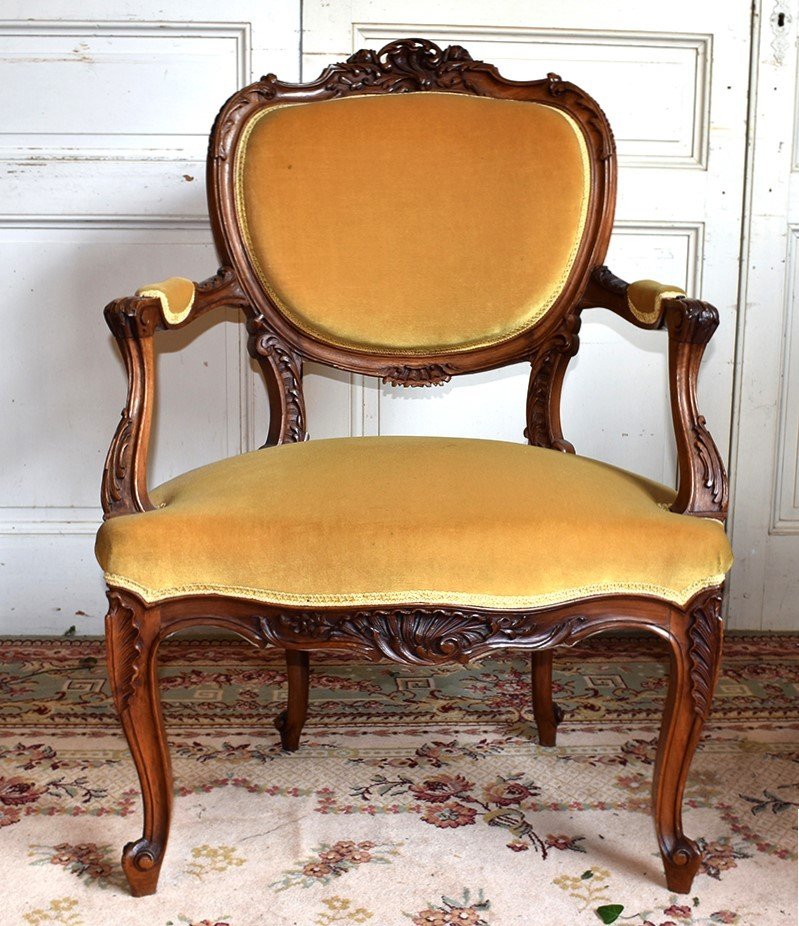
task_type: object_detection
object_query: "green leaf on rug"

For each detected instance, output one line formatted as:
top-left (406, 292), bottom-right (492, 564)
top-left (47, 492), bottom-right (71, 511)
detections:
top-left (581, 870), bottom-right (594, 879)
top-left (596, 904), bottom-right (624, 923)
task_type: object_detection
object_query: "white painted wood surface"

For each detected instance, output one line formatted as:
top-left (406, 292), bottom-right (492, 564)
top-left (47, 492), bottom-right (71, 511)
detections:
top-left (0, 0), bottom-right (300, 634)
top-left (727, 0), bottom-right (799, 630)
top-left (1, 0), bottom-right (794, 633)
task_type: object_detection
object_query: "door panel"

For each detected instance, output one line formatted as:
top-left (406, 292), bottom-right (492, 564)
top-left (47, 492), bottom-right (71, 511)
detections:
top-left (728, 2), bottom-right (799, 630)
top-left (0, 0), bottom-right (300, 634)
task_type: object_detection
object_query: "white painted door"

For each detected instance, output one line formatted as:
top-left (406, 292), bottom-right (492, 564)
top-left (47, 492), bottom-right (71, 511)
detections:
top-left (727, 1), bottom-right (799, 630)
top-left (0, 1), bottom-right (300, 633)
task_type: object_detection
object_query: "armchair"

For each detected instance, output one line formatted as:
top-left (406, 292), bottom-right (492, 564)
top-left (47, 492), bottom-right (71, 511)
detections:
top-left (96, 39), bottom-right (732, 897)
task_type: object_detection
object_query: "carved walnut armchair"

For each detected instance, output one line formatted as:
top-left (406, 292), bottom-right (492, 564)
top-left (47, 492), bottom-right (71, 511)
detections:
top-left (96, 39), bottom-right (732, 897)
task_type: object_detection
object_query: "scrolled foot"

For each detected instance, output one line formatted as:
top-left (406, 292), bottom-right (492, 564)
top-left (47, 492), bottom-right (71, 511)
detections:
top-left (661, 835), bottom-right (702, 893)
top-left (122, 838), bottom-right (164, 896)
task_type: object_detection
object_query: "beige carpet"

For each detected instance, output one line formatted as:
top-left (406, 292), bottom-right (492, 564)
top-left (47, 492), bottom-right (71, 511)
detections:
top-left (0, 635), bottom-right (797, 925)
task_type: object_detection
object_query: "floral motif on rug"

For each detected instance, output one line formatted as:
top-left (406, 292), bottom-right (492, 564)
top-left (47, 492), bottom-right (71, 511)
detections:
top-left (0, 635), bottom-right (796, 924)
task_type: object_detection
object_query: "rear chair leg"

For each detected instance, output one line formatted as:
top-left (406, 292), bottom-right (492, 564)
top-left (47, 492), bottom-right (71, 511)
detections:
top-left (654, 592), bottom-right (723, 893)
top-left (275, 650), bottom-right (309, 751)
top-left (531, 650), bottom-right (563, 746)
top-left (105, 591), bottom-right (172, 897)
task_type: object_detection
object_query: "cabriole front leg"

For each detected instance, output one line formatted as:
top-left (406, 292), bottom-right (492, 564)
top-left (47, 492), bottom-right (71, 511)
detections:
top-left (654, 590), bottom-right (723, 893)
top-left (105, 591), bottom-right (172, 896)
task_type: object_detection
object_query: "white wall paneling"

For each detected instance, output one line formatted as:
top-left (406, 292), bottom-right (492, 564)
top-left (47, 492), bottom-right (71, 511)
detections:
top-left (0, 21), bottom-right (251, 161)
top-left (771, 226), bottom-right (799, 534)
top-left (353, 24), bottom-right (712, 169)
top-left (0, 0), bottom-right (300, 634)
top-left (728, 0), bottom-right (799, 629)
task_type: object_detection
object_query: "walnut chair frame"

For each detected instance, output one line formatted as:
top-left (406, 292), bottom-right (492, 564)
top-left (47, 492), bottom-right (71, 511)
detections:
top-left (101, 40), bottom-right (728, 897)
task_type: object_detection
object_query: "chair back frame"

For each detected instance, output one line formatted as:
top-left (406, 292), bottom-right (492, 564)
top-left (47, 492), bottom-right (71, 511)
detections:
top-left (207, 38), bottom-right (617, 385)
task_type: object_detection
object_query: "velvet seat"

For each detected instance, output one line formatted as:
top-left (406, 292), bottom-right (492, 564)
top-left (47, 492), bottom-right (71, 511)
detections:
top-left (97, 436), bottom-right (731, 609)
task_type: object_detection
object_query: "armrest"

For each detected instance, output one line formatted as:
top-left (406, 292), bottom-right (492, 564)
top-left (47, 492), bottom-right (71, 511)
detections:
top-left (580, 265), bottom-right (686, 329)
top-left (101, 267), bottom-right (248, 518)
top-left (580, 265), bottom-right (728, 521)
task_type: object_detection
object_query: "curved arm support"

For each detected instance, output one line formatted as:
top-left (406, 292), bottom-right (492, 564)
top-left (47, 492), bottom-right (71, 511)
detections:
top-left (101, 267), bottom-right (248, 519)
top-left (524, 311), bottom-right (581, 452)
top-left (664, 297), bottom-right (728, 519)
top-left (580, 266), bottom-right (728, 521)
top-left (247, 316), bottom-right (307, 447)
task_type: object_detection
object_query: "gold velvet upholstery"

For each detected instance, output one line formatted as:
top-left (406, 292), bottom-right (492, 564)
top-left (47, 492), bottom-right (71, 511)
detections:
top-left (96, 437), bottom-right (731, 609)
top-left (235, 93), bottom-right (590, 354)
top-left (137, 277), bottom-right (195, 326)
top-left (627, 279), bottom-right (686, 325)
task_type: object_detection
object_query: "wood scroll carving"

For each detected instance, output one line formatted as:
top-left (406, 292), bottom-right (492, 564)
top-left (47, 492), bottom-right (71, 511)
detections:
top-left (525, 312), bottom-right (581, 452)
top-left (665, 298), bottom-right (728, 519)
top-left (257, 609), bottom-right (588, 665)
top-left (380, 363), bottom-right (458, 387)
top-left (302, 39), bottom-right (485, 97)
top-left (686, 589), bottom-right (723, 718)
top-left (249, 320), bottom-right (307, 445)
top-left (104, 591), bottom-right (143, 714)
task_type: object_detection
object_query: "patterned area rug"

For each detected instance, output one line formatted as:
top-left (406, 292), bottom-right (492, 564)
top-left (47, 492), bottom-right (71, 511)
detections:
top-left (0, 635), bottom-right (797, 926)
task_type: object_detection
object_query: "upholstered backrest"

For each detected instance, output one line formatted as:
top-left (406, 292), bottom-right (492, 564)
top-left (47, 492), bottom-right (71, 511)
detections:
top-left (234, 93), bottom-right (589, 354)
top-left (208, 40), bottom-right (615, 378)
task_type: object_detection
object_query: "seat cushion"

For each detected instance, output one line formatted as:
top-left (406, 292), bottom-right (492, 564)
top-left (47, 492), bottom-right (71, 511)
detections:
top-left (96, 436), bottom-right (732, 609)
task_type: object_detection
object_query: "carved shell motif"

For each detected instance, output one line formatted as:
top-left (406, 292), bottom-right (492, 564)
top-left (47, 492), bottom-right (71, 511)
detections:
top-left (258, 609), bottom-right (587, 665)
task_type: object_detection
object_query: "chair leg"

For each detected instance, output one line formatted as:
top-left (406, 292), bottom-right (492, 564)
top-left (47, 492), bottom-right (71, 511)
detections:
top-left (531, 650), bottom-right (562, 746)
top-left (105, 593), bottom-right (172, 897)
top-left (275, 649), bottom-right (309, 751)
top-left (654, 600), bottom-right (723, 893)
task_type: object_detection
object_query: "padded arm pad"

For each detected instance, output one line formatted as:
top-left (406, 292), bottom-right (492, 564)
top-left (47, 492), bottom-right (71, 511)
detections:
top-left (136, 276), bottom-right (195, 326)
top-left (627, 279), bottom-right (686, 325)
